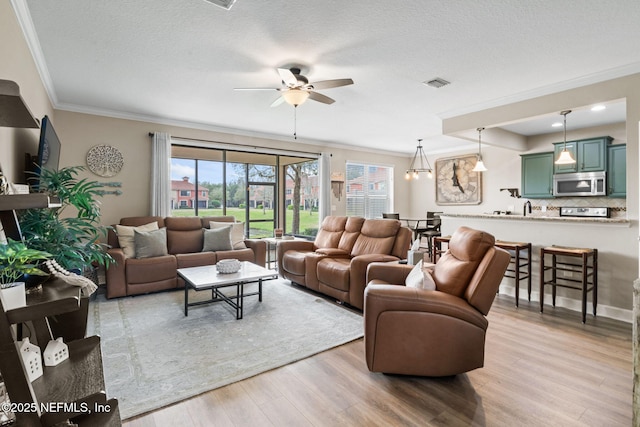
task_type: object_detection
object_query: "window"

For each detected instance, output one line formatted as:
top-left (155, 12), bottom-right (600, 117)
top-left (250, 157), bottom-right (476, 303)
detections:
top-left (171, 144), bottom-right (320, 239)
top-left (345, 162), bottom-right (393, 219)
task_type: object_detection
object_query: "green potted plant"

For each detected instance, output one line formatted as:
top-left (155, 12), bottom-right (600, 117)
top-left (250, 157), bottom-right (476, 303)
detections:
top-left (19, 166), bottom-right (112, 340)
top-left (0, 239), bottom-right (51, 310)
top-left (19, 166), bottom-right (114, 275)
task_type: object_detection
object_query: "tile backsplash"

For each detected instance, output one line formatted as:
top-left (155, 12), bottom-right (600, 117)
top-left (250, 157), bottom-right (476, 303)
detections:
top-left (528, 197), bottom-right (626, 218)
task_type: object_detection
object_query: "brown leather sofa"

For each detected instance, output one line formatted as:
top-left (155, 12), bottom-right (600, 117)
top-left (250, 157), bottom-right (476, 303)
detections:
top-left (277, 215), bottom-right (412, 309)
top-left (106, 216), bottom-right (266, 298)
top-left (364, 226), bottom-right (510, 376)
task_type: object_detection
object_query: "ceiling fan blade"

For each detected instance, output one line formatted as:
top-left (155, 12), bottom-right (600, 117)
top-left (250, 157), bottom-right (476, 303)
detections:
top-left (308, 91), bottom-right (335, 105)
top-left (309, 78), bottom-right (354, 90)
top-left (277, 68), bottom-right (298, 87)
top-left (270, 96), bottom-right (285, 107)
top-left (234, 87), bottom-right (280, 91)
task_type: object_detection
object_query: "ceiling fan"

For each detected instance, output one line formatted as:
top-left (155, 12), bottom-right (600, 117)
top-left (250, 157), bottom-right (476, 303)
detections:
top-left (235, 67), bottom-right (354, 107)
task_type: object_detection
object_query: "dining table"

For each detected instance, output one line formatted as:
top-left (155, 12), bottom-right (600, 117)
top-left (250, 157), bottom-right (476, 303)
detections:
top-left (400, 218), bottom-right (436, 241)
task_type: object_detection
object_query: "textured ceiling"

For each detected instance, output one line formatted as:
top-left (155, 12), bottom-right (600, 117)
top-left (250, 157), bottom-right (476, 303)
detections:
top-left (18, 0), bottom-right (640, 154)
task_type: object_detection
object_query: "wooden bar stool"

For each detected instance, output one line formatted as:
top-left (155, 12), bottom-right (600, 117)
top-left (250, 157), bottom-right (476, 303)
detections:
top-left (539, 246), bottom-right (598, 323)
top-left (431, 235), bottom-right (451, 263)
top-left (495, 241), bottom-right (532, 307)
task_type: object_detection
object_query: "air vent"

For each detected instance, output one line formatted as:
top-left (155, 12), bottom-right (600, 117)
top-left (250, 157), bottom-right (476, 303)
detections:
top-left (423, 78), bottom-right (450, 88)
top-left (203, 0), bottom-right (236, 10)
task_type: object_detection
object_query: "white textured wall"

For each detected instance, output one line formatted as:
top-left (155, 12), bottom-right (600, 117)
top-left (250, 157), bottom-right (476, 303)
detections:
top-left (53, 110), bottom-right (411, 228)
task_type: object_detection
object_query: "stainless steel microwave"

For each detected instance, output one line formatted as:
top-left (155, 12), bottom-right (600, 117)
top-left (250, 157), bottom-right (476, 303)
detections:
top-left (553, 171), bottom-right (606, 197)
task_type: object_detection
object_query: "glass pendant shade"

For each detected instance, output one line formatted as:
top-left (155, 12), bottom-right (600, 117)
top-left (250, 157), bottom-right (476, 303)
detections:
top-left (473, 158), bottom-right (488, 172)
top-left (555, 149), bottom-right (576, 165)
top-left (282, 89), bottom-right (310, 106)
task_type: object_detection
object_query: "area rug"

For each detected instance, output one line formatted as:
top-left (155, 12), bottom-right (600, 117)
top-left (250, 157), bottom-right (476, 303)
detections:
top-left (87, 279), bottom-right (364, 420)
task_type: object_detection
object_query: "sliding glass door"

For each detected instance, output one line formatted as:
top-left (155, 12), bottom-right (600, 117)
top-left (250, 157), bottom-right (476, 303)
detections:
top-left (171, 144), bottom-right (319, 240)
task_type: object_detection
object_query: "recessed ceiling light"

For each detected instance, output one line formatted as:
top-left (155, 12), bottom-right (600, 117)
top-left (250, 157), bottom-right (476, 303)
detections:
top-left (591, 104), bottom-right (606, 111)
top-left (203, 0), bottom-right (236, 10)
top-left (551, 122), bottom-right (563, 127)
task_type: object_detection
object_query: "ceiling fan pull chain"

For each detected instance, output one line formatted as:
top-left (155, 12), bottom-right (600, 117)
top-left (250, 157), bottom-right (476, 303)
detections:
top-left (293, 106), bottom-right (297, 140)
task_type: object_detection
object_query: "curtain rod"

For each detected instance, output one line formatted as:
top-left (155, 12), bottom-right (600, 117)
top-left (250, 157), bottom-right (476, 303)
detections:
top-left (148, 132), bottom-right (322, 157)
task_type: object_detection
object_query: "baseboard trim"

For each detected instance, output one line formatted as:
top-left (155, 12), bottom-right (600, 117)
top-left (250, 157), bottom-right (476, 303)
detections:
top-left (498, 284), bottom-right (632, 324)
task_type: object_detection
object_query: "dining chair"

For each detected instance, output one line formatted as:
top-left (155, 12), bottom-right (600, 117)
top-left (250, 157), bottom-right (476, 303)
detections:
top-left (419, 211), bottom-right (442, 255)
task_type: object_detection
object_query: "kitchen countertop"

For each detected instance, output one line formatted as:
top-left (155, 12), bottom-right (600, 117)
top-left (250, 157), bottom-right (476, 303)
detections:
top-left (440, 212), bottom-right (630, 225)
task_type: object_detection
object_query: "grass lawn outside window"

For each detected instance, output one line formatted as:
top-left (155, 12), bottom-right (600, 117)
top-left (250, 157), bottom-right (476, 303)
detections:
top-left (171, 207), bottom-right (319, 238)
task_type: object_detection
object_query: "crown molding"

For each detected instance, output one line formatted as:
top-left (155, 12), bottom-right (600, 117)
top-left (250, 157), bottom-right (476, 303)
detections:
top-left (11, 0), bottom-right (58, 106)
top-left (438, 63), bottom-right (640, 120)
top-left (54, 101), bottom-right (409, 158)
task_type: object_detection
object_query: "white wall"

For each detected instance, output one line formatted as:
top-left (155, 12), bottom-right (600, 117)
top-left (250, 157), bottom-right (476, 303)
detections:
top-left (0, 0), bottom-right (54, 183)
top-left (52, 110), bottom-right (412, 228)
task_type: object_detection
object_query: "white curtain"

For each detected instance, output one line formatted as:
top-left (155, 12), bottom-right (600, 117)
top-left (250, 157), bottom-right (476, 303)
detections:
top-left (150, 132), bottom-right (171, 216)
top-left (319, 152), bottom-right (332, 220)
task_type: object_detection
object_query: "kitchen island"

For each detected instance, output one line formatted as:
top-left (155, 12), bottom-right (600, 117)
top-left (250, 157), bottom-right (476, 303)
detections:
top-left (440, 213), bottom-right (634, 322)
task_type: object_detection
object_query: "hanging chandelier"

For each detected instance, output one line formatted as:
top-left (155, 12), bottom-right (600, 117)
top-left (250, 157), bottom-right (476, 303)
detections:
top-left (555, 110), bottom-right (576, 165)
top-left (472, 127), bottom-right (488, 172)
top-left (405, 139), bottom-right (433, 180)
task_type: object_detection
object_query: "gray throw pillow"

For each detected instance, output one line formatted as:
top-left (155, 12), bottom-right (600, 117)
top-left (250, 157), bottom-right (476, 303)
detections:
top-left (134, 227), bottom-right (168, 259)
top-left (203, 226), bottom-right (233, 252)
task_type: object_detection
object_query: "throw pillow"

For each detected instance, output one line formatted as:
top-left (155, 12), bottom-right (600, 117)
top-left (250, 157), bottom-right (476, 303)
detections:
top-left (405, 260), bottom-right (436, 290)
top-left (116, 221), bottom-right (159, 258)
top-left (134, 228), bottom-right (168, 259)
top-left (203, 226), bottom-right (233, 252)
top-left (209, 221), bottom-right (247, 249)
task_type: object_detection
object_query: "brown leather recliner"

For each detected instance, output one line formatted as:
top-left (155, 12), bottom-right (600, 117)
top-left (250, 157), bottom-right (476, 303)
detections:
top-left (364, 226), bottom-right (510, 376)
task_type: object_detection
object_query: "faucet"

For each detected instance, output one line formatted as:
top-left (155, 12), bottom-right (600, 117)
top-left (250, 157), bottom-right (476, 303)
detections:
top-left (523, 200), bottom-right (532, 216)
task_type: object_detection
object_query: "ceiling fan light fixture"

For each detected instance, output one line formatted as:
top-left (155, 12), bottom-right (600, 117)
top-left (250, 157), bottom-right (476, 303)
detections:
top-left (202, 0), bottom-right (236, 10)
top-left (282, 88), bottom-right (310, 106)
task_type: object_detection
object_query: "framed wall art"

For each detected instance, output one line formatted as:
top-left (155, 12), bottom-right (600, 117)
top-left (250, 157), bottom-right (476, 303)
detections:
top-left (435, 154), bottom-right (482, 205)
top-left (86, 145), bottom-right (124, 177)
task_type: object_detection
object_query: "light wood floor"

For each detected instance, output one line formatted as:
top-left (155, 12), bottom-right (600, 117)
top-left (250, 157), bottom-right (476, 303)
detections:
top-left (122, 294), bottom-right (632, 427)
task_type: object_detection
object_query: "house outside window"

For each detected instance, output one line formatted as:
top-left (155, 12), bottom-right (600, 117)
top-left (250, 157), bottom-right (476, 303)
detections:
top-left (345, 162), bottom-right (393, 219)
top-left (171, 146), bottom-right (319, 238)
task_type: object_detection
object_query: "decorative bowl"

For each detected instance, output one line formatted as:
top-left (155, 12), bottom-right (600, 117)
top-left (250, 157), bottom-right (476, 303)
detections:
top-left (216, 259), bottom-right (241, 274)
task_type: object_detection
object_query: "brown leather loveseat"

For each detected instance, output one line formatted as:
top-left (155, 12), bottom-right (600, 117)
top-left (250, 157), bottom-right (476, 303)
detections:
top-left (277, 215), bottom-right (412, 309)
top-left (106, 216), bottom-right (266, 298)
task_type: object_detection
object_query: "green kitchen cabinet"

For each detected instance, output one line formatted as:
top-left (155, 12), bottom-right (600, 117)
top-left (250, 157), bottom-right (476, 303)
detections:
top-left (553, 136), bottom-right (612, 174)
top-left (607, 144), bottom-right (626, 197)
top-left (521, 152), bottom-right (554, 198)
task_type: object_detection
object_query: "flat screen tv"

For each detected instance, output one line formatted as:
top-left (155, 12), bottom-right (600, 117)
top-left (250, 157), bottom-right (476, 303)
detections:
top-left (36, 115), bottom-right (61, 173)
top-left (29, 115), bottom-right (61, 190)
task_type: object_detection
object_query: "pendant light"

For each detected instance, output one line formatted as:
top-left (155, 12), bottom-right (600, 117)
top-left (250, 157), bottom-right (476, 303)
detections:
top-left (472, 127), bottom-right (488, 172)
top-left (554, 110), bottom-right (576, 165)
top-left (405, 139), bottom-right (433, 180)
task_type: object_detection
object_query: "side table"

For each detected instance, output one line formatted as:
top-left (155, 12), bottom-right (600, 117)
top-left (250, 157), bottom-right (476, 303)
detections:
top-left (262, 237), bottom-right (307, 270)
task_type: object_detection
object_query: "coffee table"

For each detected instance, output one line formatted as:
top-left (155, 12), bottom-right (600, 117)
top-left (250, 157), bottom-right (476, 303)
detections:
top-left (178, 261), bottom-right (277, 319)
